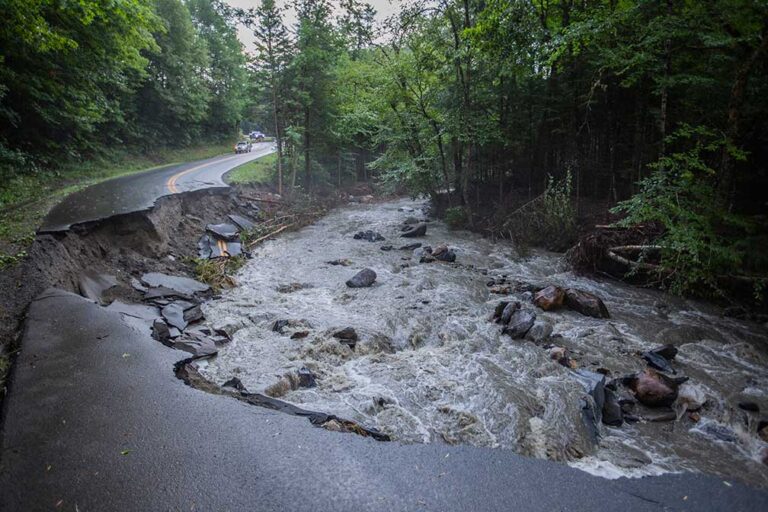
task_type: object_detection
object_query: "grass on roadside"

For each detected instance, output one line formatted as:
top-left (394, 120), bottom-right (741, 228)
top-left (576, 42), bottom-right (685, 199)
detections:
top-left (0, 142), bottom-right (235, 257)
top-left (226, 153), bottom-right (277, 185)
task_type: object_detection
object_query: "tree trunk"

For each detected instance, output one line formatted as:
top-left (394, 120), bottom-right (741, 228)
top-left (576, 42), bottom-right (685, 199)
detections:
top-left (719, 18), bottom-right (768, 209)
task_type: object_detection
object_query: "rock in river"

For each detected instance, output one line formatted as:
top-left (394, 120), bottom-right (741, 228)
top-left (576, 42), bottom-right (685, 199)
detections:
top-left (564, 288), bottom-right (610, 318)
top-left (642, 350), bottom-right (676, 374)
top-left (432, 244), bottom-right (456, 262)
top-left (534, 285), bottom-right (565, 311)
top-left (400, 223), bottom-right (427, 238)
top-left (353, 230), bottom-right (385, 242)
top-left (346, 268), bottom-right (377, 288)
top-left (502, 309), bottom-right (536, 339)
top-left (627, 368), bottom-right (686, 407)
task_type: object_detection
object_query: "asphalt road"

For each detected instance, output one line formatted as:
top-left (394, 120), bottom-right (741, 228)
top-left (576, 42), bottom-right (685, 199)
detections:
top-left (39, 142), bottom-right (274, 232)
top-left (1, 289), bottom-right (767, 511)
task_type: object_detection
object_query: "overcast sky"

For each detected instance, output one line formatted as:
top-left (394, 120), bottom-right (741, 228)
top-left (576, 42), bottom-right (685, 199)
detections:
top-left (225, 0), bottom-right (401, 53)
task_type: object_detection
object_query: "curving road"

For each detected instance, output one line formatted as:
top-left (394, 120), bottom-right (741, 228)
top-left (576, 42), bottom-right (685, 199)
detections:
top-left (39, 142), bottom-right (274, 233)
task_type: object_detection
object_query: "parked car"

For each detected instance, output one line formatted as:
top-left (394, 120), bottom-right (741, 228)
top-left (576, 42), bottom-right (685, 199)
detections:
top-left (235, 141), bottom-right (252, 154)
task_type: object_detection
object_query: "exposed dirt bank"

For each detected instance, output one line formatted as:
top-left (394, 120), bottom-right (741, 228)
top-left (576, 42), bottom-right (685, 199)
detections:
top-left (0, 185), bottom-right (297, 396)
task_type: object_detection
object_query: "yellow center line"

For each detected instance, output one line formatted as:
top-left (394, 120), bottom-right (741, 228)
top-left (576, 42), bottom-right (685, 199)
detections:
top-left (216, 239), bottom-right (229, 257)
top-left (166, 154), bottom-right (242, 194)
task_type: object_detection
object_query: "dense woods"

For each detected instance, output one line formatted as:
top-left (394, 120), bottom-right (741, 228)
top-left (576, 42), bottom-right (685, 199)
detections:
top-left (242, 0), bottom-right (768, 297)
top-left (0, 0), bottom-right (247, 169)
top-left (1, 0), bottom-right (767, 297)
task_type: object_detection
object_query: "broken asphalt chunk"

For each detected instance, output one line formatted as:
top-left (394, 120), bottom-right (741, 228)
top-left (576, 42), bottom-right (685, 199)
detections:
top-left (227, 214), bottom-right (256, 231)
top-left (206, 223), bottom-right (240, 241)
top-left (78, 271), bottom-right (118, 305)
top-left (141, 272), bottom-right (210, 296)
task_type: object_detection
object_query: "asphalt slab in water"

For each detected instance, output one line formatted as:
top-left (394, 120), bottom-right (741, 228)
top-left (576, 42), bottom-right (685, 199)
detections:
top-left (39, 143), bottom-right (274, 233)
top-left (1, 289), bottom-right (767, 511)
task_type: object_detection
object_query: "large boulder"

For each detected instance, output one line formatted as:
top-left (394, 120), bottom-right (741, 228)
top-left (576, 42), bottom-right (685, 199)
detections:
top-left (564, 288), bottom-right (610, 318)
top-left (432, 244), bottom-right (456, 262)
top-left (627, 368), bottom-right (687, 407)
top-left (401, 223), bottom-right (427, 238)
top-left (525, 320), bottom-right (553, 342)
top-left (346, 268), bottom-right (377, 288)
top-left (533, 285), bottom-right (565, 311)
top-left (502, 309), bottom-right (536, 339)
top-left (499, 301), bottom-right (521, 324)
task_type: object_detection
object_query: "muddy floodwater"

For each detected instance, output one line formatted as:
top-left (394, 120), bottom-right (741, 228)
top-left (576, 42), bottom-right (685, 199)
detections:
top-left (199, 198), bottom-right (768, 487)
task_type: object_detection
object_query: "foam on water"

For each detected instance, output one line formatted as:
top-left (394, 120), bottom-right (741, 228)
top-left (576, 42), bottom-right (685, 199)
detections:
top-left (200, 198), bottom-right (768, 488)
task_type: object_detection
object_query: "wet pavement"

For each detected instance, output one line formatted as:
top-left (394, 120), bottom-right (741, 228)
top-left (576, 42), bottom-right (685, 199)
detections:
top-left (1, 288), bottom-right (767, 511)
top-left (39, 142), bottom-right (274, 232)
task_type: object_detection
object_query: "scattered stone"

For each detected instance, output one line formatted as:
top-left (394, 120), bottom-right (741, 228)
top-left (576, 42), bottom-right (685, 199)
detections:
top-left (533, 285), bottom-right (565, 311)
top-left (525, 320), bottom-right (553, 342)
top-left (272, 319), bottom-right (312, 335)
top-left (326, 259), bottom-right (352, 266)
top-left (502, 309), bottom-right (536, 339)
top-left (78, 271), bottom-right (118, 305)
top-left (346, 268), bottom-right (377, 288)
top-left (140, 272), bottom-right (209, 296)
top-left (492, 301), bottom-right (510, 322)
top-left (353, 230), bottom-right (385, 242)
top-left (277, 282), bottom-right (312, 293)
top-left (333, 327), bottom-right (359, 346)
top-left (380, 245), bottom-right (394, 251)
top-left (222, 377), bottom-right (247, 393)
top-left (627, 368), bottom-right (687, 407)
top-left (738, 401), bottom-right (760, 413)
top-left (398, 206), bottom-right (415, 212)
top-left (564, 288), bottom-right (610, 318)
top-left (206, 223), bottom-right (240, 241)
top-left (400, 223), bottom-right (427, 238)
top-left (499, 301), bottom-right (521, 324)
top-left (650, 344), bottom-right (678, 360)
top-left (432, 244), bottom-right (456, 262)
top-left (227, 214), bottom-right (256, 231)
top-left (298, 367), bottom-right (316, 388)
top-left (489, 285), bottom-right (512, 295)
top-left (573, 369), bottom-right (607, 442)
top-left (643, 410), bottom-right (677, 422)
top-left (399, 243), bottom-right (422, 251)
top-left (642, 350), bottom-right (676, 374)
top-left (676, 383), bottom-right (707, 414)
top-left (291, 331), bottom-right (309, 340)
top-left (759, 421), bottom-right (768, 443)
top-left (152, 319), bottom-right (171, 343)
top-left (419, 255), bottom-right (436, 263)
top-left (602, 387), bottom-right (624, 426)
top-left (549, 346), bottom-right (573, 368)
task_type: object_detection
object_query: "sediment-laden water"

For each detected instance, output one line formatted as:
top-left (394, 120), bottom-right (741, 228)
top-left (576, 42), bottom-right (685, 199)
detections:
top-left (199, 198), bottom-right (768, 487)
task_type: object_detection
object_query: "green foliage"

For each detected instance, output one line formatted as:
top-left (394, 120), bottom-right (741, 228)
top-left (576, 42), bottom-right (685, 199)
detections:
top-left (190, 256), bottom-right (246, 292)
top-left (227, 153), bottom-right (277, 185)
top-left (613, 126), bottom-right (762, 296)
top-left (504, 171), bottom-right (577, 253)
top-left (445, 207), bottom-right (468, 229)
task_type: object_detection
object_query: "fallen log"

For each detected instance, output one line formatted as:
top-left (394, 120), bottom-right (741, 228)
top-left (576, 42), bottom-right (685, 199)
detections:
top-left (606, 245), bottom-right (665, 272)
top-left (247, 224), bottom-right (293, 249)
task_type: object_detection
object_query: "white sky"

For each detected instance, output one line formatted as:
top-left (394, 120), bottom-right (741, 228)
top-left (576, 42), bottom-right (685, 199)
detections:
top-left (225, 0), bottom-right (402, 53)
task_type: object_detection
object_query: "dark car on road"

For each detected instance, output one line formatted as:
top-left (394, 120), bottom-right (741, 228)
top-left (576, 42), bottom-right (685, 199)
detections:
top-left (235, 141), bottom-right (252, 154)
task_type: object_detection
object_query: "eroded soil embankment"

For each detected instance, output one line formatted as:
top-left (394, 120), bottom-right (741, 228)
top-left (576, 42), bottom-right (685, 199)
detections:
top-left (0, 186), bottom-right (274, 392)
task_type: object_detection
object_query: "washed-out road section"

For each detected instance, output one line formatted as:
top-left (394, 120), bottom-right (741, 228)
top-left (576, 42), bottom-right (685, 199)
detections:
top-left (1, 142), bottom-right (767, 510)
top-left (1, 288), bottom-right (767, 511)
top-left (40, 142), bottom-right (274, 233)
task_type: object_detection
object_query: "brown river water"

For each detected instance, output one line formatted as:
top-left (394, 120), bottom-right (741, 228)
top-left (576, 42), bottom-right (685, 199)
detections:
top-left (198, 198), bottom-right (768, 487)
